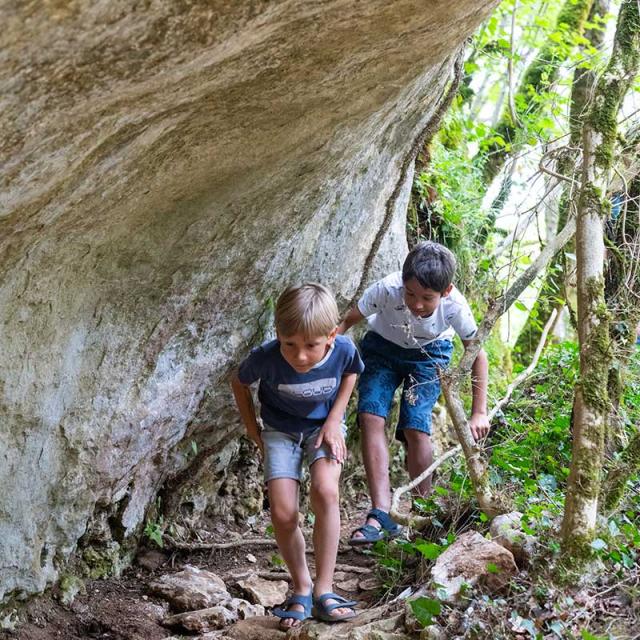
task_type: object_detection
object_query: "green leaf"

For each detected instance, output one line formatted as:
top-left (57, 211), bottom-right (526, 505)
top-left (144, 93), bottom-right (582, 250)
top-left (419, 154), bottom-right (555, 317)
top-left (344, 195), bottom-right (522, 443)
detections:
top-left (409, 597), bottom-right (441, 627)
top-left (538, 116), bottom-right (555, 130)
top-left (608, 519), bottom-right (620, 537)
top-left (486, 562), bottom-right (500, 574)
top-left (191, 440), bottom-right (198, 456)
top-left (622, 553), bottom-right (634, 568)
top-left (270, 553), bottom-right (285, 567)
top-left (144, 522), bottom-right (164, 548)
top-left (464, 61), bottom-right (479, 74)
top-left (415, 542), bottom-right (443, 560)
top-left (515, 301), bottom-right (528, 312)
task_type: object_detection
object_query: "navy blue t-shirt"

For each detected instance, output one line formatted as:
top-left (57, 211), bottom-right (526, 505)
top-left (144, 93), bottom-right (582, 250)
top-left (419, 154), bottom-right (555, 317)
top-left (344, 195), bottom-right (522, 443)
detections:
top-left (237, 335), bottom-right (364, 434)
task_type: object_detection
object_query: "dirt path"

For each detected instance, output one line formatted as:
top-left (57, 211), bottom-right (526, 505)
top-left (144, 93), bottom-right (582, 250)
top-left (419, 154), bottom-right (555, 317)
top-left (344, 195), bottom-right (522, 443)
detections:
top-left (1, 500), bottom-right (388, 640)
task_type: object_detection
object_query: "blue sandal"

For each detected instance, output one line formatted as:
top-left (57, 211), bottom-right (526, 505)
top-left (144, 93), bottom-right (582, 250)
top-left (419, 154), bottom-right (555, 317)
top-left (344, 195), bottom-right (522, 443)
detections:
top-left (273, 591), bottom-right (313, 628)
top-left (348, 508), bottom-right (403, 546)
top-left (312, 592), bottom-right (357, 622)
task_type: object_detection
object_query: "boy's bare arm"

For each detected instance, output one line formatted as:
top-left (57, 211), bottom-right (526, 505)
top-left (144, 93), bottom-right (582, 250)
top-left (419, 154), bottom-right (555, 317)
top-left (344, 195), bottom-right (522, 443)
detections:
top-left (461, 342), bottom-right (490, 441)
top-left (230, 372), bottom-right (264, 456)
top-left (337, 307), bottom-right (365, 334)
top-left (315, 372), bottom-right (357, 464)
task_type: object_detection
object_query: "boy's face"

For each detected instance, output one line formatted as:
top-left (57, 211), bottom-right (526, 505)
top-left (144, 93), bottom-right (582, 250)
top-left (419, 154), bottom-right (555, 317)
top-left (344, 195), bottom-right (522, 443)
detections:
top-left (278, 328), bottom-right (338, 373)
top-left (403, 277), bottom-right (453, 318)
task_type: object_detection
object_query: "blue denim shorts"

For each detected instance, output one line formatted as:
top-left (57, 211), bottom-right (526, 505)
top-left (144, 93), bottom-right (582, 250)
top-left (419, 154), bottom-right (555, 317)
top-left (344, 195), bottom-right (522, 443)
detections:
top-left (357, 331), bottom-right (453, 437)
top-left (262, 424), bottom-right (347, 482)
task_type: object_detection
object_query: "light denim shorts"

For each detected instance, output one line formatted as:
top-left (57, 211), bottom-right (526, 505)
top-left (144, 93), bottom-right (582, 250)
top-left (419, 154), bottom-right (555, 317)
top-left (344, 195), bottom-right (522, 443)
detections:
top-left (262, 424), bottom-right (347, 482)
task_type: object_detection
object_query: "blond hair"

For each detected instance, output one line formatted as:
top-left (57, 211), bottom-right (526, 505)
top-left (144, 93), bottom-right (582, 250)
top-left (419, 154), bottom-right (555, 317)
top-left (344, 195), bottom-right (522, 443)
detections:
top-left (275, 283), bottom-right (339, 337)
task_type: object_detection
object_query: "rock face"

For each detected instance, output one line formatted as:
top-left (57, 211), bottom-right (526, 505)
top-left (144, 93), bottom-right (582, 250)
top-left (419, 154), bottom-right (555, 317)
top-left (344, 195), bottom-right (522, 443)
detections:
top-left (0, 0), bottom-right (498, 604)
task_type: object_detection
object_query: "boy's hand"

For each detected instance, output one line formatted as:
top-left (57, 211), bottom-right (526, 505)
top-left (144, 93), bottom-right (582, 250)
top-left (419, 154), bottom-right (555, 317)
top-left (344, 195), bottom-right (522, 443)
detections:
top-left (469, 412), bottom-right (490, 441)
top-left (315, 419), bottom-right (347, 464)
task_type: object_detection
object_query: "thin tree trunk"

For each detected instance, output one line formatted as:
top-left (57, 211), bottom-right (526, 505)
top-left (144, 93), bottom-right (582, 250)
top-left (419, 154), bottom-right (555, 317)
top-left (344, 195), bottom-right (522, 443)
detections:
top-left (602, 429), bottom-right (640, 512)
top-left (561, 0), bottom-right (640, 557)
top-left (478, 0), bottom-right (594, 186)
top-left (514, 0), bottom-right (610, 364)
top-left (604, 130), bottom-right (640, 452)
top-left (441, 219), bottom-right (576, 517)
top-left (560, 128), bottom-right (610, 556)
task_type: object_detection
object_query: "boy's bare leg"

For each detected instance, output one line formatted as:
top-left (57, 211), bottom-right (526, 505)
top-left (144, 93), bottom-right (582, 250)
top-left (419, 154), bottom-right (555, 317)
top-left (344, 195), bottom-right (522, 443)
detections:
top-left (352, 412), bottom-right (391, 539)
top-left (403, 429), bottom-right (433, 497)
top-left (268, 478), bottom-right (313, 628)
top-left (309, 458), bottom-right (352, 618)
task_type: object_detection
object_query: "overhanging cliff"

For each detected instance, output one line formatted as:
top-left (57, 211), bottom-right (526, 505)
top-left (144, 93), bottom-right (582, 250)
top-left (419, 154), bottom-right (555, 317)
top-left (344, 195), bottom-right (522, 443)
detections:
top-left (0, 0), bottom-right (498, 603)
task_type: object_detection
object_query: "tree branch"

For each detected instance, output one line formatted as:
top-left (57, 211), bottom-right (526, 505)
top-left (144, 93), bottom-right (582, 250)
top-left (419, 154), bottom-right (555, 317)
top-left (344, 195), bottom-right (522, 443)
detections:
top-left (391, 308), bottom-right (560, 526)
top-left (164, 535), bottom-right (278, 551)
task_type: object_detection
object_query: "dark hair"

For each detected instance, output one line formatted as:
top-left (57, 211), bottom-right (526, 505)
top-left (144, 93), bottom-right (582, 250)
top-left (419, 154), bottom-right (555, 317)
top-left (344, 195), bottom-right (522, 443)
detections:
top-left (402, 241), bottom-right (456, 293)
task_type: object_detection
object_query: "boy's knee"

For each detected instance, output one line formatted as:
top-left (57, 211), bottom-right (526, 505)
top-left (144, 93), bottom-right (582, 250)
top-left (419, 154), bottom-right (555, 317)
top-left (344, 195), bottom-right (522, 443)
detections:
top-left (310, 480), bottom-right (339, 508)
top-left (271, 506), bottom-right (299, 532)
top-left (359, 412), bottom-right (386, 430)
top-left (402, 429), bottom-right (432, 447)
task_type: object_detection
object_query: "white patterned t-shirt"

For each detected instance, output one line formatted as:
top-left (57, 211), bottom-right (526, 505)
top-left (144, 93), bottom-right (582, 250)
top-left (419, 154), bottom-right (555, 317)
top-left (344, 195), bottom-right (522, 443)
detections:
top-left (357, 272), bottom-right (477, 348)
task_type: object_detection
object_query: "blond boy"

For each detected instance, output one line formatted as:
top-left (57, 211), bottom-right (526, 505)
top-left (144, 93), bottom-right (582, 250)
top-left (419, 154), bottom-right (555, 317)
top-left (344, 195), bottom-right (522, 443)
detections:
top-left (231, 283), bottom-right (363, 628)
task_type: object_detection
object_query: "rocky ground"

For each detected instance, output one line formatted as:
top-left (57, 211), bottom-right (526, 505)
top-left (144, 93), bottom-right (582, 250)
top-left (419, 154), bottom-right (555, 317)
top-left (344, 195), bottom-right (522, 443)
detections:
top-left (0, 498), bottom-right (401, 640)
top-left (1, 493), bottom-right (638, 640)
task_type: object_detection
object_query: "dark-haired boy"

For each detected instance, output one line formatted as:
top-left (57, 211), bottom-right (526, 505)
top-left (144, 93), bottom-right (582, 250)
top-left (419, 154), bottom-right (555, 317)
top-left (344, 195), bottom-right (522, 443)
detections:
top-left (338, 241), bottom-right (490, 544)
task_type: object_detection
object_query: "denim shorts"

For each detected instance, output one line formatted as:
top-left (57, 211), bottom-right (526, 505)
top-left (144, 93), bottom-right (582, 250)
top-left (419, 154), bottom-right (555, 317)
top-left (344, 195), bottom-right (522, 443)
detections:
top-left (262, 424), bottom-right (347, 482)
top-left (357, 331), bottom-right (453, 437)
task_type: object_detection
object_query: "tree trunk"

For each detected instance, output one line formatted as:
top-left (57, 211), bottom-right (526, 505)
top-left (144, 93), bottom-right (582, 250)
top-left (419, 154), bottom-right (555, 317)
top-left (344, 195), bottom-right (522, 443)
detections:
top-left (560, 144), bottom-right (609, 555)
top-left (478, 0), bottom-right (594, 186)
top-left (603, 130), bottom-right (640, 452)
top-left (602, 429), bottom-right (640, 512)
top-left (561, 0), bottom-right (640, 557)
top-left (441, 218), bottom-right (576, 518)
top-left (514, 0), bottom-right (610, 364)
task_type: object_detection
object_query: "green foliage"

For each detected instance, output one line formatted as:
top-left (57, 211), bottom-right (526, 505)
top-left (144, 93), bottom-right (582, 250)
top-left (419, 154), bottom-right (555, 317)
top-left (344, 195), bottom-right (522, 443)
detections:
top-left (411, 0), bottom-right (615, 255)
top-left (144, 497), bottom-right (165, 548)
top-left (367, 534), bottom-right (452, 594)
top-left (411, 108), bottom-right (488, 289)
top-left (622, 354), bottom-right (640, 428)
top-left (269, 553), bottom-right (285, 568)
top-left (489, 341), bottom-right (640, 568)
top-left (584, 508), bottom-right (640, 572)
top-left (409, 597), bottom-right (441, 627)
top-left (490, 342), bottom-right (579, 534)
top-left (143, 518), bottom-right (164, 549)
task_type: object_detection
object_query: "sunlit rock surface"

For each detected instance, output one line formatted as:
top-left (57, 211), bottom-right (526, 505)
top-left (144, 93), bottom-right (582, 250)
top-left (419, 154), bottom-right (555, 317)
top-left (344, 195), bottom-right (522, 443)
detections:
top-left (0, 0), bottom-right (497, 602)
